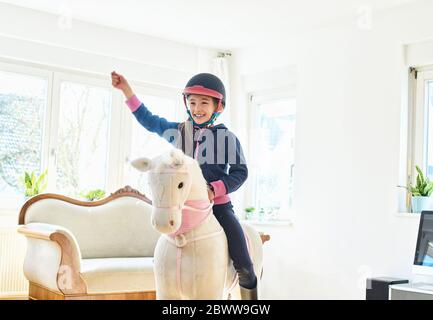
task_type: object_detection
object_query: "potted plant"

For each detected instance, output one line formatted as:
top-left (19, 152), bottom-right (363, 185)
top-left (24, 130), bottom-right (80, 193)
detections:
top-left (80, 189), bottom-right (106, 201)
top-left (408, 165), bottom-right (433, 213)
top-left (19, 169), bottom-right (48, 200)
top-left (265, 206), bottom-right (279, 221)
top-left (244, 207), bottom-right (256, 220)
top-left (258, 207), bottom-right (265, 221)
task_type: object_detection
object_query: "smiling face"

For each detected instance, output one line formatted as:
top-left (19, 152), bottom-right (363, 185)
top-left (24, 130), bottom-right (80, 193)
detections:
top-left (187, 94), bottom-right (218, 125)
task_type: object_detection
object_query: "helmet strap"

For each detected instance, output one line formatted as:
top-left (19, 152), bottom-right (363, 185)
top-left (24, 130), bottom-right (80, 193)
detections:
top-left (183, 95), bottom-right (223, 128)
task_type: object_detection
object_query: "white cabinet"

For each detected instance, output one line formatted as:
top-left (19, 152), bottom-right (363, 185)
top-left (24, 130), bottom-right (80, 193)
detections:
top-left (390, 283), bottom-right (433, 300)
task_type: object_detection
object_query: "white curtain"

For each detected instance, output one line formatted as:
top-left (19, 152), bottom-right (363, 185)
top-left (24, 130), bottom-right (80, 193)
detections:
top-left (212, 55), bottom-right (246, 216)
top-left (212, 56), bottom-right (231, 128)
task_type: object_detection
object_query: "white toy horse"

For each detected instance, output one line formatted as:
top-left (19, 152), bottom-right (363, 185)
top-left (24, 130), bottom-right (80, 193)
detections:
top-left (131, 149), bottom-right (264, 300)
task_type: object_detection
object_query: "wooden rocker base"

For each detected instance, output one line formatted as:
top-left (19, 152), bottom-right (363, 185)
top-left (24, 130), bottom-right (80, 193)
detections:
top-left (28, 282), bottom-right (156, 300)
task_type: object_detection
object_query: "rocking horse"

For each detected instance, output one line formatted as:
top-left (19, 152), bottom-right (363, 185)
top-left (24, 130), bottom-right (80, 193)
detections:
top-left (131, 149), bottom-right (267, 300)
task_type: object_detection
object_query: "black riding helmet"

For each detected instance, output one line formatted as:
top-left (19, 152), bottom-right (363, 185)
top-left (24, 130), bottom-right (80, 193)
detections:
top-left (182, 73), bottom-right (226, 127)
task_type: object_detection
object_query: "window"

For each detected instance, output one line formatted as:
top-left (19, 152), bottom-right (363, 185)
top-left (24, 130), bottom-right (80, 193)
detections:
top-left (428, 80), bottom-right (433, 177)
top-left (249, 96), bottom-right (296, 221)
top-left (0, 59), bottom-right (181, 212)
top-left (54, 80), bottom-right (112, 197)
top-left (123, 90), bottom-right (182, 198)
top-left (0, 67), bottom-right (49, 204)
top-left (411, 68), bottom-right (433, 182)
top-left (402, 66), bottom-right (433, 212)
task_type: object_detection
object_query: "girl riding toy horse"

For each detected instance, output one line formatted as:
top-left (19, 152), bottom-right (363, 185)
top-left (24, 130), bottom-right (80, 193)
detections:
top-left (132, 149), bottom-right (264, 300)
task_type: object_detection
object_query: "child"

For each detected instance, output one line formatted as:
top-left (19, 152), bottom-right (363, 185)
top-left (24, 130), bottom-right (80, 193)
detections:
top-left (111, 71), bottom-right (258, 299)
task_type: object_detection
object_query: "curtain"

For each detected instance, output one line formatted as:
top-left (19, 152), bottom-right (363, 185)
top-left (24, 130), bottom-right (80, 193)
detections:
top-left (212, 55), bottom-right (231, 128)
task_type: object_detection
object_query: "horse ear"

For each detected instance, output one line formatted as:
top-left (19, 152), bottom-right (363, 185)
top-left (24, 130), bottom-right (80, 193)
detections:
top-left (131, 157), bottom-right (152, 172)
top-left (165, 149), bottom-right (185, 169)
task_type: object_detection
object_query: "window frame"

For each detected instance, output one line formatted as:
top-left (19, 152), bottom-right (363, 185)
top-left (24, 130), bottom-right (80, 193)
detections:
top-left (247, 88), bottom-right (296, 222)
top-left (413, 69), bottom-right (433, 173)
top-left (400, 65), bottom-right (433, 214)
top-left (409, 67), bottom-right (433, 193)
top-left (0, 61), bottom-right (53, 210)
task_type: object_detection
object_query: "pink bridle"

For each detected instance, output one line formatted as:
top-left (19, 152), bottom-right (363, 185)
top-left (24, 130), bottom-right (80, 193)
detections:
top-left (168, 199), bottom-right (213, 237)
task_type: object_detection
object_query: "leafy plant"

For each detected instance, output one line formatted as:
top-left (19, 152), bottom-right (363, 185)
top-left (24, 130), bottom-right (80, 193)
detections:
top-left (19, 170), bottom-right (48, 197)
top-left (244, 207), bottom-right (256, 213)
top-left (408, 165), bottom-right (433, 197)
top-left (244, 207), bottom-right (256, 219)
top-left (258, 207), bottom-right (265, 219)
top-left (80, 189), bottom-right (106, 201)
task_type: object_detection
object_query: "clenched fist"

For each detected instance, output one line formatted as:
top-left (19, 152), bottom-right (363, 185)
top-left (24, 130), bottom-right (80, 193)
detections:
top-left (111, 71), bottom-right (134, 98)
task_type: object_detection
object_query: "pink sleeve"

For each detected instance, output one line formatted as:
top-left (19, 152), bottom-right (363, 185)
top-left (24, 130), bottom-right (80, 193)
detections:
top-left (210, 180), bottom-right (227, 197)
top-left (125, 95), bottom-right (142, 112)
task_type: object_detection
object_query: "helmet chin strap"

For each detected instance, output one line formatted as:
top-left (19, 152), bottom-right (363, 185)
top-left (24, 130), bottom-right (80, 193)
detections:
top-left (186, 109), bottom-right (221, 128)
top-left (183, 96), bottom-right (223, 128)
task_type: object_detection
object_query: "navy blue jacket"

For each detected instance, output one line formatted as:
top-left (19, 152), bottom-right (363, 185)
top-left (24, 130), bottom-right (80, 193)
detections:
top-left (131, 103), bottom-right (248, 195)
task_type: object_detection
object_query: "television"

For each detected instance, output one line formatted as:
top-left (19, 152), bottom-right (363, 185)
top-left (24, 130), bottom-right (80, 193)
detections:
top-left (413, 211), bottom-right (433, 276)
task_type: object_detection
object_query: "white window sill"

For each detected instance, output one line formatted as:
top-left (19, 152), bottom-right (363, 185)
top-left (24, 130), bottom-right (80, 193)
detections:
top-left (240, 219), bottom-right (293, 227)
top-left (395, 212), bottom-right (421, 218)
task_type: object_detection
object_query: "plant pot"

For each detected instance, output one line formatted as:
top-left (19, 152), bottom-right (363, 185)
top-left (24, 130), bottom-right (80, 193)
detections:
top-left (411, 196), bottom-right (433, 213)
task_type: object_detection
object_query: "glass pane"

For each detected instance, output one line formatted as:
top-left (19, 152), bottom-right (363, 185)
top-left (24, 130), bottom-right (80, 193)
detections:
top-left (56, 81), bottom-right (111, 197)
top-left (0, 70), bottom-right (48, 198)
top-left (125, 94), bottom-right (177, 198)
top-left (255, 99), bottom-right (296, 220)
top-left (427, 81), bottom-right (433, 179)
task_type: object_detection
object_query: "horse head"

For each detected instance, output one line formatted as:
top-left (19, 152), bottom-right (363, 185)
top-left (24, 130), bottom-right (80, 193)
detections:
top-left (131, 148), bottom-right (209, 234)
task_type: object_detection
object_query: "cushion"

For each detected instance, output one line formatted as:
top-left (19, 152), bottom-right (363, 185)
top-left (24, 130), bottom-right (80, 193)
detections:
top-left (80, 257), bottom-right (155, 293)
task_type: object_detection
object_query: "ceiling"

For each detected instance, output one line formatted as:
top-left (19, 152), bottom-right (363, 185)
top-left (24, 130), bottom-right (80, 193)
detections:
top-left (0, 0), bottom-right (418, 49)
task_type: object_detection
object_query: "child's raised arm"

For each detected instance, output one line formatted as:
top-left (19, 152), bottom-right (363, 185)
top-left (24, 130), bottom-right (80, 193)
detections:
top-left (111, 71), bottom-right (134, 99)
top-left (111, 71), bottom-right (180, 141)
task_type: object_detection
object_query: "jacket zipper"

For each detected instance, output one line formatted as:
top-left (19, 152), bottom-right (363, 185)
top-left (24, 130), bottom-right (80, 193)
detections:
top-left (194, 128), bottom-right (205, 160)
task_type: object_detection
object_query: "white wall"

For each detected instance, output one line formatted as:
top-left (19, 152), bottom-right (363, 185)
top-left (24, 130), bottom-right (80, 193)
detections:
top-left (233, 0), bottom-right (433, 299)
top-left (0, 3), bottom-right (218, 87)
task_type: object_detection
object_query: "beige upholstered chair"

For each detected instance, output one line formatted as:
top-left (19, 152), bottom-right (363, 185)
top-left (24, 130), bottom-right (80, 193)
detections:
top-left (17, 186), bottom-right (160, 300)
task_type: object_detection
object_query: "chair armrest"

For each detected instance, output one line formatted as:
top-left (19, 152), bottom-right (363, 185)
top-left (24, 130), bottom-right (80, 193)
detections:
top-left (18, 223), bottom-right (87, 295)
top-left (18, 223), bottom-right (63, 240)
top-left (259, 232), bottom-right (271, 244)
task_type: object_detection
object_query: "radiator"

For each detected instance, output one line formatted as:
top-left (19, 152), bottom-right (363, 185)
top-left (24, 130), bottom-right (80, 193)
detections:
top-left (0, 227), bottom-right (28, 297)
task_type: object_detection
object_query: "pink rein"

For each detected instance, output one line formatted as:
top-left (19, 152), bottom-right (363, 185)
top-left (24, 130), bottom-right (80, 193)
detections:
top-left (155, 199), bottom-right (253, 298)
top-left (160, 199), bottom-right (221, 298)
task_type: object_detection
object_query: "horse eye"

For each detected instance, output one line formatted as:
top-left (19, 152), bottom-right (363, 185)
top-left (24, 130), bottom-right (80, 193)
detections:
top-left (178, 182), bottom-right (184, 189)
